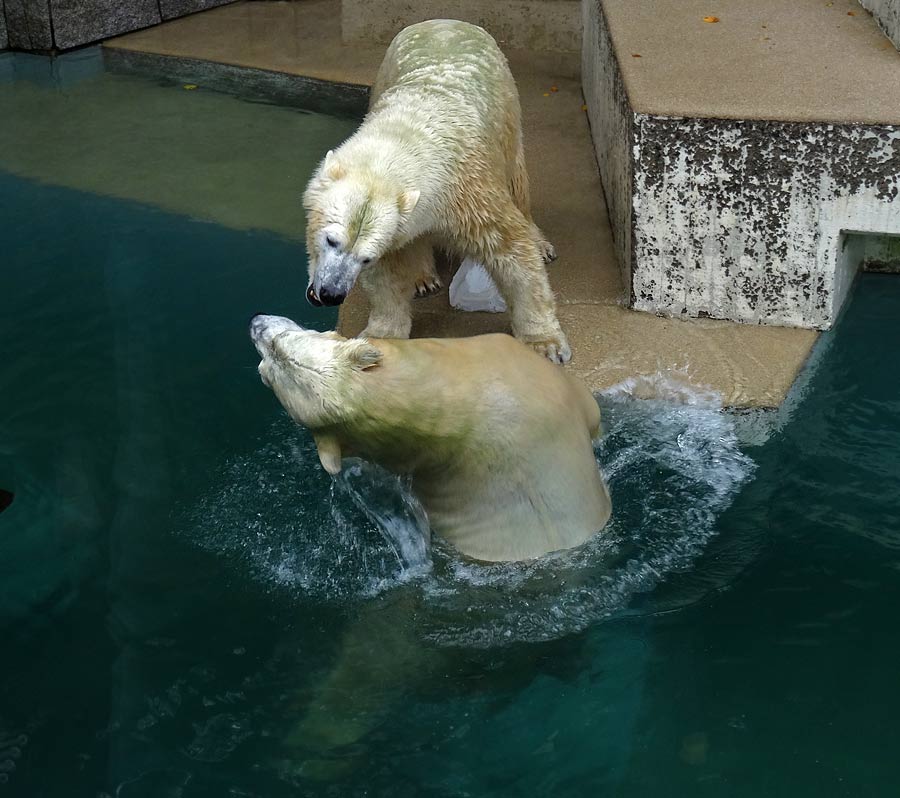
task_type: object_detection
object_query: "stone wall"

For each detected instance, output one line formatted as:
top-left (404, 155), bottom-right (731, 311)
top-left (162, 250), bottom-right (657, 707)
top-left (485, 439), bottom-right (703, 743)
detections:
top-left (1, 0), bottom-right (237, 52)
top-left (341, 0), bottom-right (581, 51)
top-left (859, 0), bottom-right (900, 50)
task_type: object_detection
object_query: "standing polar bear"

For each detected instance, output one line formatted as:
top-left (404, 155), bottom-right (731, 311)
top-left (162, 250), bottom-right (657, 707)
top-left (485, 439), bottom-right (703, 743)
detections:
top-left (302, 19), bottom-right (571, 364)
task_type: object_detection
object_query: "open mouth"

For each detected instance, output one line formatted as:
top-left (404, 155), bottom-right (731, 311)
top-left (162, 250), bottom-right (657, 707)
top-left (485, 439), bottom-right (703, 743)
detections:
top-left (306, 286), bottom-right (324, 307)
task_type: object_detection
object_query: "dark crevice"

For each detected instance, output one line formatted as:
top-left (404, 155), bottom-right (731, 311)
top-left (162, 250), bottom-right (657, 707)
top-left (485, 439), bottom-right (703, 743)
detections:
top-left (46, 0), bottom-right (55, 50)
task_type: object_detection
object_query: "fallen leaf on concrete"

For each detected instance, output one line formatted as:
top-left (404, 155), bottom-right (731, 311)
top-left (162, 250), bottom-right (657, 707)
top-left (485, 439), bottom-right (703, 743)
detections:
top-left (632, 53), bottom-right (642, 57)
top-left (703, 15), bottom-right (719, 23)
top-left (183, 84), bottom-right (198, 90)
top-left (543, 93), bottom-right (550, 97)
top-left (550, 86), bottom-right (559, 92)
top-left (847, 10), bottom-right (856, 15)
top-left (581, 104), bottom-right (588, 111)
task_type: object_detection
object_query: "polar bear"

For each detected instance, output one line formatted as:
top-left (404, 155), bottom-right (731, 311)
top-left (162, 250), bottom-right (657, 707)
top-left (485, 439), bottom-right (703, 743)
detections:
top-left (249, 315), bottom-right (610, 562)
top-left (302, 19), bottom-right (571, 364)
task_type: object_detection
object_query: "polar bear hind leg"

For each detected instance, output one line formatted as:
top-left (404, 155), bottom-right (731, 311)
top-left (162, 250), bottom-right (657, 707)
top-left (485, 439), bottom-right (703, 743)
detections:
top-left (413, 247), bottom-right (442, 298)
top-left (475, 206), bottom-right (571, 364)
top-left (508, 133), bottom-right (557, 265)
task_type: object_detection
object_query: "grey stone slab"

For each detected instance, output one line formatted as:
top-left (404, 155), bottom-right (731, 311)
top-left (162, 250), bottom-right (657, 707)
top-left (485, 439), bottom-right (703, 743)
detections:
top-left (50, 0), bottom-right (161, 51)
top-left (4, 0), bottom-right (53, 51)
top-left (1, 8), bottom-right (8, 50)
top-left (160, 0), bottom-right (236, 22)
top-left (102, 47), bottom-right (369, 119)
top-left (860, 0), bottom-right (900, 50)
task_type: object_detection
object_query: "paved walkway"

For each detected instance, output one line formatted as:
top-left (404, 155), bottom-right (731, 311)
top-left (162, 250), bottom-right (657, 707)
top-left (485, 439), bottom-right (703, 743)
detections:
top-left (106, 0), bottom-right (818, 407)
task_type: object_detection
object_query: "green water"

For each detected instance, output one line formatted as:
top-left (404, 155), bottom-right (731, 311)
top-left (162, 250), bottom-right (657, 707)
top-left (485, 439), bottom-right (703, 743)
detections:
top-left (3, 49), bottom-right (900, 798)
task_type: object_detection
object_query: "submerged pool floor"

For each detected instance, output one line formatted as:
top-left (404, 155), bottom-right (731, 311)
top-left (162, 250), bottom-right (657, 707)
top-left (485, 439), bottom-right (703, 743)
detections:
top-left (2, 48), bottom-right (900, 798)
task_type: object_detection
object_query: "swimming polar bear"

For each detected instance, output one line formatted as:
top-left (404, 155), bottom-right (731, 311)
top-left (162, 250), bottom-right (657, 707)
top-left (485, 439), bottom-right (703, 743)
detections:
top-left (302, 19), bottom-right (571, 364)
top-left (249, 315), bottom-right (610, 562)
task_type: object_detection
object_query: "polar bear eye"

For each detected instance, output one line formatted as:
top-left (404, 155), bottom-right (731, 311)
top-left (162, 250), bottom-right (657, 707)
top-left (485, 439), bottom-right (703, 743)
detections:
top-left (326, 235), bottom-right (339, 249)
top-left (361, 257), bottom-right (372, 266)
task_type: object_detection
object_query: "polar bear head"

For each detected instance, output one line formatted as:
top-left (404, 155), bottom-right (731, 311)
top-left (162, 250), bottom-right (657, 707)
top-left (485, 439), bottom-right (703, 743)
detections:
top-left (302, 150), bottom-right (420, 307)
top-left (249, 314), bottom-right (382, 438)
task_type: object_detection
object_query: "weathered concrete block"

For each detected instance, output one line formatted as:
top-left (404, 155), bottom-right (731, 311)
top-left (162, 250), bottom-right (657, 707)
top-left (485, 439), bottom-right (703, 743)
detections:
top-left (50, 0), bottom-right (161, 51)
top-left (342, 0), bottom-right (581, 51)
top-left (630, 118), bottom-right (899, 328)
top-left (159, 0), bottom-right (236, 22)
top-left (860, 0), bottom-right (900, 50)
top-left (4, 0), bottom-right (54, 51)
top-left (583, 0), bottom-right (900, 330)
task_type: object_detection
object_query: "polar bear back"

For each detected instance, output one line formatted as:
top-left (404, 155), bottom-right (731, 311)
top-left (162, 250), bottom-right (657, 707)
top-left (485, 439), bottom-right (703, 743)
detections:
top-left (372, 20), bottom-right (515, 117)
top-left (340, 334), bottom-right (611, 562)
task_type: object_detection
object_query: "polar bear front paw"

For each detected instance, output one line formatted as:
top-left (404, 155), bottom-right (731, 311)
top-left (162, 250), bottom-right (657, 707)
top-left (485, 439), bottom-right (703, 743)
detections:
top-left (527, 335), bottom-right (572, 365)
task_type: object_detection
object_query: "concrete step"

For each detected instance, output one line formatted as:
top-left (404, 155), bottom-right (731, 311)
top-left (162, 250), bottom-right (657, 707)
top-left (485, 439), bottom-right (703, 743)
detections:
top-left (583, 0), bottom-right (900, 330)
top-left (341, 0), bottom-right (581, 51)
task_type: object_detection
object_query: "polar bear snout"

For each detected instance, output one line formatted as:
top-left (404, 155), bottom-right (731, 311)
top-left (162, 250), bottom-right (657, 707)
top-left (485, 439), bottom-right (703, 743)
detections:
top-left (248, 314), bottom-right (303, 350)
top-left (311, 284), bottom-right (346, 307)
top-left (309, 248), bottom-right (365, 307)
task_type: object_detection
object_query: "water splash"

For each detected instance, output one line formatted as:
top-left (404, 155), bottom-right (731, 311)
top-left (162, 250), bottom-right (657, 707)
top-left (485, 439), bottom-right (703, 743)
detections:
top-left (180, 373), bottom-right (754, 646)
top-left (181, 429), bottom-right (431, 600)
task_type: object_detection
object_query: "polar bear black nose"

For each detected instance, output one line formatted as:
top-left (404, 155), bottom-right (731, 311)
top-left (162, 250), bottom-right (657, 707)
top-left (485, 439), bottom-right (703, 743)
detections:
top-left (317, 286), bottom-right (346, 306)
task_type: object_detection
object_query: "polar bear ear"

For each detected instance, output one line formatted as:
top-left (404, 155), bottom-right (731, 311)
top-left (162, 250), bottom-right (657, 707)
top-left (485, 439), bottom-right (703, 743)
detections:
top-left (343, 338), bottom-right (383, 371)
top-left (323, 150), bottom-right (345, 181)
top-left (398, 189), bottom-right (420, 215)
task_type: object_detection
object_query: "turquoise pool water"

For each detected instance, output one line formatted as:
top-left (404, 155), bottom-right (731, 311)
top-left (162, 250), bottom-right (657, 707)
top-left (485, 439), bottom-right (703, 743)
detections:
top-left (3, 50), bottom-right (900, 798)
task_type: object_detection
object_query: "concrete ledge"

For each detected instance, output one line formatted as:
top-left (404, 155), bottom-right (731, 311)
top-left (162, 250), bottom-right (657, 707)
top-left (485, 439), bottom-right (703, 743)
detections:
top-left (341, 0), bottom-right (581, 51)
top-left (583, 0), bottom-right (900, 331)
top-left (103, 47), bottom-right (369, 117)
top-left (860, 0), bottom-right (900, 50)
